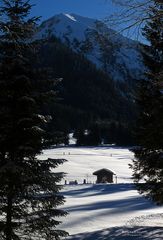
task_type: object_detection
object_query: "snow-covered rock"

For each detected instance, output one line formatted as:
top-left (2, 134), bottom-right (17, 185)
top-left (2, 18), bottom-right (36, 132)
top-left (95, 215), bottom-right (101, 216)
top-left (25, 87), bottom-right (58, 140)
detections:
top-left (35, 13), bottom-right (145, 83)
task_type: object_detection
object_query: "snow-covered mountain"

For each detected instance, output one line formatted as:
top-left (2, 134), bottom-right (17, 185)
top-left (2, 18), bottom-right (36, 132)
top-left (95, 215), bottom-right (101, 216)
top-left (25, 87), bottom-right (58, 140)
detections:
top-left (36, 13), bottom-right (144, 83)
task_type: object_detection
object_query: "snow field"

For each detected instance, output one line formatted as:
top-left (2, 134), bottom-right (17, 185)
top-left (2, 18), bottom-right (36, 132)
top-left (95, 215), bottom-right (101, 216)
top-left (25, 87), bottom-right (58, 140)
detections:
top-left (40, 146), bottom-right (163, 239)
top-left (41, 147), bottom-right (134, 184)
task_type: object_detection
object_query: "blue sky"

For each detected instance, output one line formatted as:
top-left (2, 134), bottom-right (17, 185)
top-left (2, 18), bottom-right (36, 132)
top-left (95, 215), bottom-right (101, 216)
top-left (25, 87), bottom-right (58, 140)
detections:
top-left (31, 0), bottom-right (119, 21)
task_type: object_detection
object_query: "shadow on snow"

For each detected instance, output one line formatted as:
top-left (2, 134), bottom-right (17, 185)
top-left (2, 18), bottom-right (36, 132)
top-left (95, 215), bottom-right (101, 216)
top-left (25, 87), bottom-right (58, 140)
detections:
top-left (63, 183), bottom-right (135, 198)
top-left (67, 226), bottom-right (163, 240)
top-left (62, 183), bottom-right (156, 217)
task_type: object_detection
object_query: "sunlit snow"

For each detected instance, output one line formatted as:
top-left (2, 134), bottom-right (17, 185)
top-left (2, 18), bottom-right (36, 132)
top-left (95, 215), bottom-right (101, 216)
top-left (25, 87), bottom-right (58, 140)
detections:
top-left (64, 13), bottom-right (77, 22)
top-left (40, 146), bottom-right (163, 239)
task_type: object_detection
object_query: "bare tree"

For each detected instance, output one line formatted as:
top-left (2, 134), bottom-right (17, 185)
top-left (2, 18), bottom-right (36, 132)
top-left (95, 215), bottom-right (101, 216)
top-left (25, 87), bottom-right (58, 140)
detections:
top-left (107, 0), bottom-right (163, 38)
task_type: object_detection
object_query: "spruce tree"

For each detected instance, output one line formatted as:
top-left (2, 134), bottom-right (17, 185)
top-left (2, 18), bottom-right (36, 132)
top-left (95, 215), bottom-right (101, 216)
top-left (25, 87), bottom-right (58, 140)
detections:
top-left (0, 0), bottom-right (67, 239)
top-left (132, 0), bottom-right (163, 204)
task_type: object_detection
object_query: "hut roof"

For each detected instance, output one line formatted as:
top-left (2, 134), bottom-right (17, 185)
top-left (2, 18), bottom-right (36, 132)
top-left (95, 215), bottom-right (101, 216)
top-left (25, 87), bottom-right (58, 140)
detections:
top-left (93, 168), bottom-right (115, 175)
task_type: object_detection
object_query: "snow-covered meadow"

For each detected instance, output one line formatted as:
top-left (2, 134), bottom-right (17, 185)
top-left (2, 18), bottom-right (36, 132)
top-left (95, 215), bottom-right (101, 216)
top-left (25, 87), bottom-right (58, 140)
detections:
top-left (40, 146), bottom-right (163, 239)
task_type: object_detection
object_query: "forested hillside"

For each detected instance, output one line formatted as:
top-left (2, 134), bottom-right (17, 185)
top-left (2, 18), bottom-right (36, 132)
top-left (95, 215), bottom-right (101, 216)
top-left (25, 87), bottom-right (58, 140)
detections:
top-left (38, 37), bottom-right (136, 145)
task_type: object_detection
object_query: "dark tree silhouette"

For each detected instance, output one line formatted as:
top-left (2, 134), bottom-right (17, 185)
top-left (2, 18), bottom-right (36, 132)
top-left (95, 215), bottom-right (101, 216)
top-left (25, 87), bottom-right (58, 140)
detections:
top-left (0, 0), bottom-right (68, 239)
top-left (132, 0), bottom-right (163, 204)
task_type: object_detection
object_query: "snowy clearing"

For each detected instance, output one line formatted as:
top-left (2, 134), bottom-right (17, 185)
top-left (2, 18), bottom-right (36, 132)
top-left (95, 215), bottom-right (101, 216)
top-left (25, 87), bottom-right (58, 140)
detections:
top-left (41, 146), bottom-right (133, 184)
top-left (41, 146), bottom-right (163, 239)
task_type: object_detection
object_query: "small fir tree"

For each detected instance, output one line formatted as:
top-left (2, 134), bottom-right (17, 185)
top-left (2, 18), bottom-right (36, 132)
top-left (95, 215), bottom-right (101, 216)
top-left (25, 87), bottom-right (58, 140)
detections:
top-left (0, 0), bottom-right (67, 239)
top-left (132, 0), bottom-right (163, 204)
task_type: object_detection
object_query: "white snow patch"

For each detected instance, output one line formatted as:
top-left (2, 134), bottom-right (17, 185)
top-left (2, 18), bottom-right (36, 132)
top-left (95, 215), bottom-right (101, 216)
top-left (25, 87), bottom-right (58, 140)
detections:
top-left (64, 13), bottom-right (77, 22)
top-left (68, 133), bottom-right (77, 145)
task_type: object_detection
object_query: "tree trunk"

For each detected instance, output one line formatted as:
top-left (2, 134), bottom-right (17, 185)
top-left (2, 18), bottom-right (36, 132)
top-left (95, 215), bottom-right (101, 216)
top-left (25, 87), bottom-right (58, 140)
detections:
top-left (6, 194), bottom-right (13, 240)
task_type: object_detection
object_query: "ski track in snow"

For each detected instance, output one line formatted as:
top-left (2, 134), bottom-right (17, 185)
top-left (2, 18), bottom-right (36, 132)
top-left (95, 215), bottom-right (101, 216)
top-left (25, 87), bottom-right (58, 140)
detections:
top-left (40, 146), bottom-right (163, 239)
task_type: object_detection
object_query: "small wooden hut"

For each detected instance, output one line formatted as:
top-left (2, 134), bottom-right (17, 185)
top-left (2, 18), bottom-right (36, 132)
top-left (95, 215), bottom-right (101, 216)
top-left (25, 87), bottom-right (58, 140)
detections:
top-left (93, 168), bottom-right (115, 183)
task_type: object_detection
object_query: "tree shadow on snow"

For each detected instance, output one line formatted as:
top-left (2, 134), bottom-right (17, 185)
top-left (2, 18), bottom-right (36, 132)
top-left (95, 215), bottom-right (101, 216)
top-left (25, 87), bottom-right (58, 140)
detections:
top-left (64, 195), bottom-right (155, 215)
top-left (67, 226), bottom-right (163, 240)
top-left (63, 183), bottom-right (135, 198)
top-left (63, 184), bottom-right (156, 216)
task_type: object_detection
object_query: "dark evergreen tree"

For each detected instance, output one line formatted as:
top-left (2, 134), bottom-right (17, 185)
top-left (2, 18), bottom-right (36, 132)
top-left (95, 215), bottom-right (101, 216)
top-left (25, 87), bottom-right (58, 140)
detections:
top-left (132, 0), bottom-right (163, 204)
top-left (75, 126), bottom-right (101, 146)
top-left (75, 129), bottom-right (86, 146)
top-left (0, 0), bottom-right (67, 239)
top-left (88, 124), bottom-right (101, 146)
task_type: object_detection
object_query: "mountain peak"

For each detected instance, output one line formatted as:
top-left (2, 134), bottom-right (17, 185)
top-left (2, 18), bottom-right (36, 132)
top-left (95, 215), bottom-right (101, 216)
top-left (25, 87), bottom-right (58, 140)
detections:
top-left (36, 13), bottom-right (144, 83)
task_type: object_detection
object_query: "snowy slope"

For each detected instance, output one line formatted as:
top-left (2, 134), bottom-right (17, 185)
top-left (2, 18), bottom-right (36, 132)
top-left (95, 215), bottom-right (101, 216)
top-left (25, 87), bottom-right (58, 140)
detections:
top-left (36, 13), bottom-right (144, 83)
top-left (40, 147), bottom-right (163, 239)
